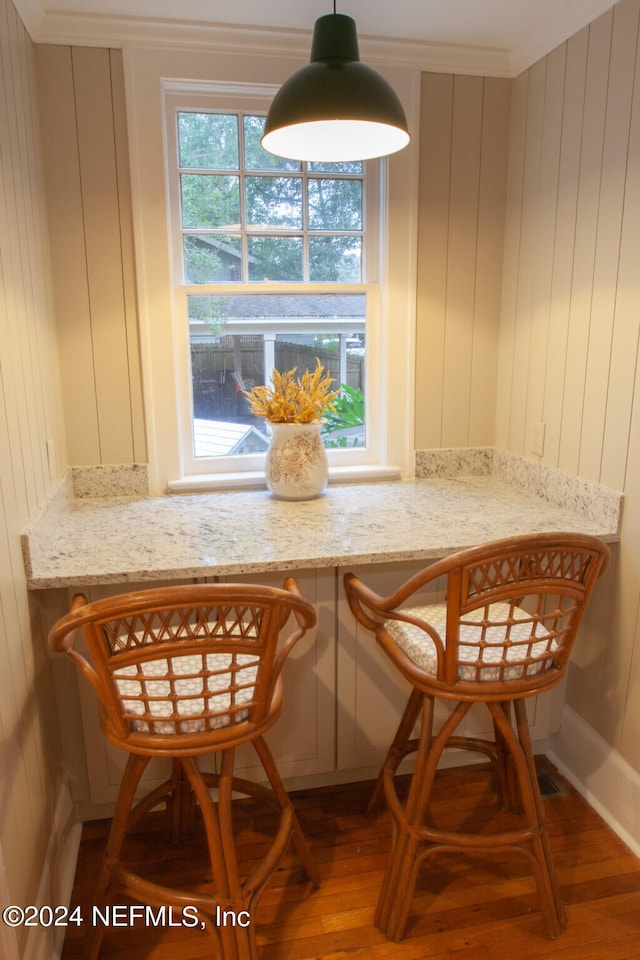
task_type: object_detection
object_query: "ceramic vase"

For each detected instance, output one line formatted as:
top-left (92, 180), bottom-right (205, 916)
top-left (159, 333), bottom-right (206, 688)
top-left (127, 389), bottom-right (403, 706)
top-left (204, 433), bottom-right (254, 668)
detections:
top-left (265, 421), bottom-right (328, 500)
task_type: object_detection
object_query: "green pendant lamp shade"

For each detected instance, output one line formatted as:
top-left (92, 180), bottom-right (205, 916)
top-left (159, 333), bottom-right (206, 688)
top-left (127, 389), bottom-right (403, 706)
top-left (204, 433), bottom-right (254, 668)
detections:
top-left (261, 13), bottom-right (410, 162)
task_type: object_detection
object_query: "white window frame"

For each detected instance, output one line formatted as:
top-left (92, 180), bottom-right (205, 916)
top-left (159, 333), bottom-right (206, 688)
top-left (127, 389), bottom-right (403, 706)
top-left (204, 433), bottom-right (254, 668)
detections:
top-left (123, 44), bottom-right (419, 494)
top-left (165, 90), bottom-right (379, 479)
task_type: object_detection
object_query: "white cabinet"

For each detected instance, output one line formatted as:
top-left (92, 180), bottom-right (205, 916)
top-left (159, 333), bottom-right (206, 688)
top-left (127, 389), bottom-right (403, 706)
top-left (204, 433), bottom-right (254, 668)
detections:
top-left (337, 559), bottom-right (447, 773)
top-left (218, 568), bottom-right (336, 785)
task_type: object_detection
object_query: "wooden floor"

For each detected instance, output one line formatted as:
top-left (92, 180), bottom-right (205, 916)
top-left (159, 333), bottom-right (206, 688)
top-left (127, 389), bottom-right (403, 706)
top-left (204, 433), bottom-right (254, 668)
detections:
top-left (63, 760), bottom-right (640, 960)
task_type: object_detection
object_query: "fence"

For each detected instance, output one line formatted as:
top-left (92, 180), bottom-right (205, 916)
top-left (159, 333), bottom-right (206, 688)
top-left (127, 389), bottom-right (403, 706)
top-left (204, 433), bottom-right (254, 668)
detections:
top-left (191, 339), bottom-right (364, 421)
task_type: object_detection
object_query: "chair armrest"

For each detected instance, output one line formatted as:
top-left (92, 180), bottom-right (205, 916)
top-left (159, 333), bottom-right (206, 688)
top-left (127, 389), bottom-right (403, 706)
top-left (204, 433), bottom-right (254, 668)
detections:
top-left (268, 578), bottom-right (317, 696)
top-left (48, 593), bottom-right (102, 694)
top-left (344, 571), bottom-right (446, 672)
top-left (282, 576), bottom-right (317, 630)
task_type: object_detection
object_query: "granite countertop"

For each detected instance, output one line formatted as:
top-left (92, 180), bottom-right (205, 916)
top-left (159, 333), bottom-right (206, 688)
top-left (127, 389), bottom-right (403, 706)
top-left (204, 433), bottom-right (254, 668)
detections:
top-left (22, 451), bottom-right (623, 589)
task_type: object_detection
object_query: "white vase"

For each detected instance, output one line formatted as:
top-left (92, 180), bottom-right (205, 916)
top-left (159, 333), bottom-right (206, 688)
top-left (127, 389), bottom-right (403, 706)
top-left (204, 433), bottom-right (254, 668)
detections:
top-left (265, 421), bottom-right (329, 500)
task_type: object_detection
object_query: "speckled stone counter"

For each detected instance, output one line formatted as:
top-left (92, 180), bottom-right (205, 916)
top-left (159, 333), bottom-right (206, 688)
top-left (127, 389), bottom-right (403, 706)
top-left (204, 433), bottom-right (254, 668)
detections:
top-left (22, 450), bottom-right (622, 590)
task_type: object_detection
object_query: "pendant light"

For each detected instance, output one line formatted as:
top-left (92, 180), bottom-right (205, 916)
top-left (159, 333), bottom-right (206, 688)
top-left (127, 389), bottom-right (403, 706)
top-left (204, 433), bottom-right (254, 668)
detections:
top-left (261, 4), bottom-right (410, 162)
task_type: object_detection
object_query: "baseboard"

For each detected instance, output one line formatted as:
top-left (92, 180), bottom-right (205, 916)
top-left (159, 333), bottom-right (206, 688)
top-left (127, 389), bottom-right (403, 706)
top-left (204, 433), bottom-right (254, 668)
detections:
top-left (23, 776), bottom-right (82, 960)
top-left (547, 705), bottom-right (640, 859)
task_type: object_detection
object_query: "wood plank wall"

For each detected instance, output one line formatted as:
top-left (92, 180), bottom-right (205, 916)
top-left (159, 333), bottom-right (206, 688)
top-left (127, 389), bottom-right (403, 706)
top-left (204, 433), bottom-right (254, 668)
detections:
top-left (495, 0), bottom-right (640, 765)
top-left (0, 0), bottom-right (67, 953)
top-left (34, 45), bottom-right (146, 467)
top-left (414, 73), bottom-right (511, 449)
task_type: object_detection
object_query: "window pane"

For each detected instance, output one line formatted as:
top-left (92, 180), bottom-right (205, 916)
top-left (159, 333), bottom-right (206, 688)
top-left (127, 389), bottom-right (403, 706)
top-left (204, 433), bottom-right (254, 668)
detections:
top-left (178, 113), bottom-right (239, 169)
top-left (245, 177), bottom-right (303, 229)
top-left (309, 236), bottom-right (362, 282)
top-left (307, 160), bottom-right (363, 174)
top-left (248, 236), bottom-right (303, 282)
top-left (243, 115), bottom-right (300, 172)
top-left (184, 235), bottom-right (242, 283)
top-left (181, 175), bottom-right (240, 229)
top-left (188, 293), bottom-right (366, 457)
top-left (308, 178), bottom-right (362, 230)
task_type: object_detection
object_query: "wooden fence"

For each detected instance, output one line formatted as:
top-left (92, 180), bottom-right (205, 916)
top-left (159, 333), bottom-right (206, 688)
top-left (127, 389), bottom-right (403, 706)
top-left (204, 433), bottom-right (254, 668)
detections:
top-left (191, 340), bottom-right (364, 421)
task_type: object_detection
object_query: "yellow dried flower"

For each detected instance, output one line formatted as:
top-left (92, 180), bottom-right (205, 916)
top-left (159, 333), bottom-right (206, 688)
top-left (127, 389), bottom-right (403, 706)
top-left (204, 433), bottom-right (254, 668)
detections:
top-left (243, 360), bottom-right (340, 423)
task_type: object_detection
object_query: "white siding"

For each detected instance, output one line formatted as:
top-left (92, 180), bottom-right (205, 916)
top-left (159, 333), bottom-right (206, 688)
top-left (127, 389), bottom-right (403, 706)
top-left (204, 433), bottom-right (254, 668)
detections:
top-left (0, 0), bottom-right (67, 952)
top-left (34, 44), bottom-right (146, 467)
top-left (414, 0), bottom-right (640, 775)
top-left (415, 73), bottom-right (511, 449)
top-left (497, 0), bottom-right (640, 761)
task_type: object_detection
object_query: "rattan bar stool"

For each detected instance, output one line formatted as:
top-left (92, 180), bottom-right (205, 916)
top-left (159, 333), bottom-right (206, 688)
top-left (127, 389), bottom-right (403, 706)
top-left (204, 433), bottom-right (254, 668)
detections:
top-left (344, 532), bottom-right (609, 942)
top-left (49, 580), bottom-right (320, 960)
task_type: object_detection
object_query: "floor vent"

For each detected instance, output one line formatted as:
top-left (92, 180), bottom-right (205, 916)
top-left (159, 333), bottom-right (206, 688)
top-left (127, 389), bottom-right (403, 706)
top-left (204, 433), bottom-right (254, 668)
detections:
top-left (537, 771), bottom-right (568, 798)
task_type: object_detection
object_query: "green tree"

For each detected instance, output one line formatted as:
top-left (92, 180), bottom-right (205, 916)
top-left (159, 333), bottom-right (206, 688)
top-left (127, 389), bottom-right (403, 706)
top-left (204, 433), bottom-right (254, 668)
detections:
top-left (178, 112), bottom-right (364, 284)
top-left (188, 295), bottom-right (227, 336)
top-left (178, 112), bottom-right (239, 169)
top-left (322, 385), bottom-right (365, 448)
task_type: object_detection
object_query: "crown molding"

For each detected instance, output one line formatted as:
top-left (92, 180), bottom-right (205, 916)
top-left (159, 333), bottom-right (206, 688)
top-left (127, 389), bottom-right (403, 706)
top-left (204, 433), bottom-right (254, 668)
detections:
top-left (15, 0), bottom-right (620, 79)
top-left (13, 0), bottom-right (45, 37)
top-left (19, 10), bottom-right (513, 77)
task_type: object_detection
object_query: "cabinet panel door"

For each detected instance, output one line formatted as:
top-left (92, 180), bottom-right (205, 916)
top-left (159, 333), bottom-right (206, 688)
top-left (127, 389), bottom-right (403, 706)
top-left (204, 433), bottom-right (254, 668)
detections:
top-left (219, 568), bottom-right (336, 783)
top-left (337, 560), bottom-right (449, 772)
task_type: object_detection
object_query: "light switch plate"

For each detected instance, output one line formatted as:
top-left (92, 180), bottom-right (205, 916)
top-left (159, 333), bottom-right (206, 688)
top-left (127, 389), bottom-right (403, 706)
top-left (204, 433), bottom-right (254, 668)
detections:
top-left (532, 421), bottom-right (545, 458)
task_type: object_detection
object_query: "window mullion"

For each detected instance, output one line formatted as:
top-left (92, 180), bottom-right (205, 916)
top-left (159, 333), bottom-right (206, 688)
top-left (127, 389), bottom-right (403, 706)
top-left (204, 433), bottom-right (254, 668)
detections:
top-left (237, 114), bottom-right (249, 283)
top-left (302, 163), bottom-right (310, 282)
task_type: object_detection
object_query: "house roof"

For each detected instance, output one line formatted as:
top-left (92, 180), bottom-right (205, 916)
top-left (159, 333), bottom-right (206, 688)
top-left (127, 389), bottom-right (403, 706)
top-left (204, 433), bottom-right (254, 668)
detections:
top-left (193, 418), bottom-right (269, 457)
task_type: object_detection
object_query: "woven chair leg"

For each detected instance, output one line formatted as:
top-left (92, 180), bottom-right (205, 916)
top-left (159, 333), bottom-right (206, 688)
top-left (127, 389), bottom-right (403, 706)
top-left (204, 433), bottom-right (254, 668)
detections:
top-left (488, 700), bottom-right (566, 938)
top-left (493, 701), bottom-right (522, 814)
top-left (368, 686), bottom-right (424, 814)
top-left (185, 745), bottom-right (312, 960)
top-left (375, 827), bottom-right (422, 942)
top-left (376, 696), bottom-right (461, 942)
top-left (252, 736), bottom-right (320, 888)
top-left (181, 752), bottom-right (253, 960)
top-left (84, 753), bottom-right (150, 960)
top-left (512, 700), bottom-right (567, 937)
top-left (167, 758), bottom-right (197, 843)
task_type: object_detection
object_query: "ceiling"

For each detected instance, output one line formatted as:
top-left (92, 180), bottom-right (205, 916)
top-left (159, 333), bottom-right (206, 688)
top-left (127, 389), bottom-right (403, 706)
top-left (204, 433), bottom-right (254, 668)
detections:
top-left (16, 0), bottom-right (619, 77)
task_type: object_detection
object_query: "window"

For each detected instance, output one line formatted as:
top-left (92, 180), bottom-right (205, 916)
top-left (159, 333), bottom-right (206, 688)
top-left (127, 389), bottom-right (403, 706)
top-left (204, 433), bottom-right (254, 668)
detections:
top-left (177, 113), bottom-right (364, 285)
top-left (166, 104), bottom-right (376, 475)
top-left (124, 50), bottom-right (416, 494)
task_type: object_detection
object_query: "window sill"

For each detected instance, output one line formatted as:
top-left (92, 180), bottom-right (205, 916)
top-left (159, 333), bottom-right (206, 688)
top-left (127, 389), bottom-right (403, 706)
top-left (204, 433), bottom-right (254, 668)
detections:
top-left (166, 463), bottom-right (402, 494)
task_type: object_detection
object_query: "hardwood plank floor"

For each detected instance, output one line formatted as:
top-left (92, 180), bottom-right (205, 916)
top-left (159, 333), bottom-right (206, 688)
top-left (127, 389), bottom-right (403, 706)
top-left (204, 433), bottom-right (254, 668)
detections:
top-left (62, 760), bottom-right (640, 959)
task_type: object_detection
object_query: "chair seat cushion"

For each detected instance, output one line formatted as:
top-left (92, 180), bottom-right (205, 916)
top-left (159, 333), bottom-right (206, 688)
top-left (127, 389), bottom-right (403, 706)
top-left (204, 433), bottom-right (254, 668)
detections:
top-left (112, 652), bottom-right (258, 734)
top-left (384, 601), bottom-right (559, 682)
